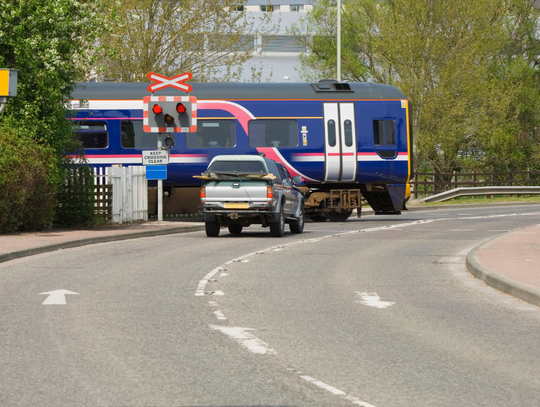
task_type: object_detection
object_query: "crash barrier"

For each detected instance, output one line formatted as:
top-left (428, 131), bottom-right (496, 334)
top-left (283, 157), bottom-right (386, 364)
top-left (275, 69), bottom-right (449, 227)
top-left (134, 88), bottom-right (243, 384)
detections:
top-left (411, 170), bottom-right (540, 199)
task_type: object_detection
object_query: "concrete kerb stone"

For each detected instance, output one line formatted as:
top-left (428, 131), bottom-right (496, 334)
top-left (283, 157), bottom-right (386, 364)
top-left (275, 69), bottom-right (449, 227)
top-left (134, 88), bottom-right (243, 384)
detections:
top-left (466, 232), bottom-right (540, 308)
top-left (0, 224), bottom-right (205, 265)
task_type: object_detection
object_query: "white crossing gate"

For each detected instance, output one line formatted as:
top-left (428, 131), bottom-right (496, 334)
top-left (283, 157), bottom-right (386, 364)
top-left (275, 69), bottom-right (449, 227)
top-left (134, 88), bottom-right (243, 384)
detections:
top-left (106, 166), bottom-right (148, 224)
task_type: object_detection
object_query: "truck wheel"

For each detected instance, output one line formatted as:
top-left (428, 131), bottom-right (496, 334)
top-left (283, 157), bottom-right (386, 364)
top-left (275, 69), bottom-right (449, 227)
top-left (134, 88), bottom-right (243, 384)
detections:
top-left (205, 220), bottom-right (220, 237)
top-left (289, 202), bottom-right (305, 234)
top-left (270, 207), bottom-right (285, 237)
top-left (228, 224), bottom-right (243, 234)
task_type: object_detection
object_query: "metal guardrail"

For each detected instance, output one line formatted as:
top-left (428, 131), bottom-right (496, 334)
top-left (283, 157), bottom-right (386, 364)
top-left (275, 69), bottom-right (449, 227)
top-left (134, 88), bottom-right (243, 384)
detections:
top-left (420, 186), bottom-right (540, 203)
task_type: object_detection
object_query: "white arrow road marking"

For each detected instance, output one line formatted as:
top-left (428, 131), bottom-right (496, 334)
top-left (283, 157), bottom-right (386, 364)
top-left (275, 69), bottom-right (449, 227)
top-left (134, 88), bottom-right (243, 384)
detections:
top-left (210, 325), bottom-right (276, 355)
top-left (355, 292), bottom-right (395, 309)
top-left (39, 289), bottom-right (79, 305)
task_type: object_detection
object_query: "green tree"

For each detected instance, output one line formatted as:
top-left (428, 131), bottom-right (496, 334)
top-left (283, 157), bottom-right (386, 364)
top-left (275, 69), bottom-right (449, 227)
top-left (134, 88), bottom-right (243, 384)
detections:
top-left (0, 0), bottom-right (113, 230)
top-left (290, 0), bottom-right (540, 173)
top-left (96, 0), bottom-right (278, 82)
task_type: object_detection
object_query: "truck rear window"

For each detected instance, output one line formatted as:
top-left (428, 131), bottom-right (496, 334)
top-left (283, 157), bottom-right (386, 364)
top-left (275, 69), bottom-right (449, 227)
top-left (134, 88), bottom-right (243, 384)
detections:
top-left (207, 160), bottom-right (267, 174)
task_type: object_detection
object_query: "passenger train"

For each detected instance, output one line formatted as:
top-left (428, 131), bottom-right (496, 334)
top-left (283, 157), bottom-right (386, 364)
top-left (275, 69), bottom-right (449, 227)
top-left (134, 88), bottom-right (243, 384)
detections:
top-left (70, 80), bottom-right (413, 221)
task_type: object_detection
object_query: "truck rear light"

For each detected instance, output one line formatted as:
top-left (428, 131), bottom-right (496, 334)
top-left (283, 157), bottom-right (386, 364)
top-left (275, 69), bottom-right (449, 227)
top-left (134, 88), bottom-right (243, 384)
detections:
top-left (267, 186), bottom-right (273, 203)
top-left (200, 186), bottom-right (206, 203)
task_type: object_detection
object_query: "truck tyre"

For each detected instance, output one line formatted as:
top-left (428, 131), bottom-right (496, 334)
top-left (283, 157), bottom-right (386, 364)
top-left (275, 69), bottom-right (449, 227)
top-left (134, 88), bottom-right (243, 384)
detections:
top-left (228, 224), bottom-right (243, 234)
top-left (205, 220), bottom-right (220, 237)
top-left (289, 202), bottom-right (305, 233)
top-left (270, 206), bottom-right (285, 237)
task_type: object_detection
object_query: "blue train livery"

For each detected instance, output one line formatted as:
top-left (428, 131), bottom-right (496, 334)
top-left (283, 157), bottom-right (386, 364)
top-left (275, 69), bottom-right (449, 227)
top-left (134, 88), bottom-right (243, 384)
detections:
top-left (70, 80), bottom-right (413, 221)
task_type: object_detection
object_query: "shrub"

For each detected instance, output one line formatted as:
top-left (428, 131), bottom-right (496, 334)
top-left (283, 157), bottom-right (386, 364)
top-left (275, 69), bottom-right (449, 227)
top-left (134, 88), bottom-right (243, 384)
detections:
top-left (0, 123), bottom-right (57, 233)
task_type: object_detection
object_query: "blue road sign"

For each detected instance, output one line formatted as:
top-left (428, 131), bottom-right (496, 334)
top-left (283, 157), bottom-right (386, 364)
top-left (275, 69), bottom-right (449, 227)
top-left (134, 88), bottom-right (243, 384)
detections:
top-left (145, 165), bottom-right (167, 180)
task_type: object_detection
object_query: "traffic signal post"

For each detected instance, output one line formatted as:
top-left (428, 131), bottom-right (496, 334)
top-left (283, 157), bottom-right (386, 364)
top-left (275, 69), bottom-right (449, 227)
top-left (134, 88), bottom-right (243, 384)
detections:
top-left (142, 72), bottom-right (197, 221)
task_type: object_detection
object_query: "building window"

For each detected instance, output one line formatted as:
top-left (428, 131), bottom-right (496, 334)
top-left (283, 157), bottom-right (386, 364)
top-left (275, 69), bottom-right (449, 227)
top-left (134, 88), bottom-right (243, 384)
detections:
top-left (290, 5), bottom-right (304, 11)
top-left (261, 5), bottom-right (278, 11)
top-left (233, 5), bottom-right (244, 11)
top-left (121, 120), bottom-right (157, 148)
top-left (373, 120), bottom-right (396, 145)
top-left (74, 121), bottom-right (108, 149)
top-left (248, 119), bottom-right (298, 148)
top-left (186, 120), bottom-right (236, 148)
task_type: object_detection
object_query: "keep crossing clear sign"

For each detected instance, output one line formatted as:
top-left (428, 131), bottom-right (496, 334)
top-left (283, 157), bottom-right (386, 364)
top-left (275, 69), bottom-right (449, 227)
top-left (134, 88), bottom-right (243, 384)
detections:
top-left (142, 150), bottom-right (169, 165)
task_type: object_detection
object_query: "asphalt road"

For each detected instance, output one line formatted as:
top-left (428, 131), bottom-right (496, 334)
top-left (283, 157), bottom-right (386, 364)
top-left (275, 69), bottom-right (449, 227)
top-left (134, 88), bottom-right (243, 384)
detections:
top-left (1, 204), bottom-right (540, 407)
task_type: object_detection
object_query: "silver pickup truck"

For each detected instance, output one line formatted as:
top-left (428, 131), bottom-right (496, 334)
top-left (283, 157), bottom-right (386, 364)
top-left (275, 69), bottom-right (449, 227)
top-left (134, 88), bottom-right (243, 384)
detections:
top-left (197, 155), bottom-right (305, 237)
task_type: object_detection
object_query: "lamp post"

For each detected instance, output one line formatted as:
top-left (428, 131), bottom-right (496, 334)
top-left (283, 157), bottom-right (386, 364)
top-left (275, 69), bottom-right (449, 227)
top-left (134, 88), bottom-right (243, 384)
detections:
top-left (337, 0), bottom-right (341, 82)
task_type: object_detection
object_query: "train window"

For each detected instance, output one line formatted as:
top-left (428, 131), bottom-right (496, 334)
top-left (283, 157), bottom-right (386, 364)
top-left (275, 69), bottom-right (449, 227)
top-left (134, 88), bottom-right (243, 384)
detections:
top-left (373, 120), bottom-right (396, 145)
top-left (186, 120), bottom-right (236, 148)
top-left (327, 120), bottom-right (336, 147)
top-left (344, 119), bottom-right (353, 147)
top-left (248, 119), bottom-right (298, 148)
top-left (121, 120), bottom-right (157, 148)
top-left (74, 121), bottom-right (108, 149)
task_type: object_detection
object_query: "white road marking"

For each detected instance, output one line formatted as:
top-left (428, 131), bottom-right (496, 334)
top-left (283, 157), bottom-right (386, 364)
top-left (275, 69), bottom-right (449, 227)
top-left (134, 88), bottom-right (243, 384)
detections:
top-left (300, 375), bottom-right (345, 395)
top-left (355, 292), bottom-right (395, 309)
top-left (39, 289), bottom-right (79, 305)
top-left (300, 375), bottom-right (376, 406)
top-left (210, 325), bottom-right (276, 355)
top-left (213, 310), bottom-right (227, 320)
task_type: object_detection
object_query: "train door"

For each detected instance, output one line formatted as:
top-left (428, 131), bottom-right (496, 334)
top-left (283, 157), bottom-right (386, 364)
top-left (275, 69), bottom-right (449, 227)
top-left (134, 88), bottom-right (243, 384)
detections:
top-left (323, 103), bottom-right (357, 181)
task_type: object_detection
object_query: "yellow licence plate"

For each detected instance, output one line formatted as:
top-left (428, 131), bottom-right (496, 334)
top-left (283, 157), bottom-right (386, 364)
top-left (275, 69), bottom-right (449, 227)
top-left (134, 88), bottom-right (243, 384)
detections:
top-left (224, 203), bottom-right (249, 209)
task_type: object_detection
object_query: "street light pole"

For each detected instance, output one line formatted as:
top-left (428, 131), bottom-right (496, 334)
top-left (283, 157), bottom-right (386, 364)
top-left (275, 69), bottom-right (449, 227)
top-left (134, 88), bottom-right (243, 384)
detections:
top-left (337, 0), bottom-right (341, 82)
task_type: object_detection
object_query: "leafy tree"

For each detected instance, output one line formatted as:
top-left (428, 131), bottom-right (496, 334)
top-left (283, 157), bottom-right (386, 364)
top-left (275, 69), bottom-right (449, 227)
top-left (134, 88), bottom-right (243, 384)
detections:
top-left (0, 0), bottom-right (112, 230)
top-left (96, 0), bottom-right (278, 82)
top-left (290, 0), bottom-right (540, 173)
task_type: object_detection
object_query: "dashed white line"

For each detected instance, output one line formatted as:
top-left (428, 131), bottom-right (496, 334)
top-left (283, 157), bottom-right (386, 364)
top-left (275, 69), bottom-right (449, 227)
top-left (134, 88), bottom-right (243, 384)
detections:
top-left (210, 325), bottom-right (276, 355)
top-left (300, 375), bottom-right (376, 406)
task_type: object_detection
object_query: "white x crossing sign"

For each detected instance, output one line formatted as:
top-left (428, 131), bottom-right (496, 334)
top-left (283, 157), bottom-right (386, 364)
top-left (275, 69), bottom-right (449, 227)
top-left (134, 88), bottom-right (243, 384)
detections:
top-left (146, 72), bottom-right (193, 93)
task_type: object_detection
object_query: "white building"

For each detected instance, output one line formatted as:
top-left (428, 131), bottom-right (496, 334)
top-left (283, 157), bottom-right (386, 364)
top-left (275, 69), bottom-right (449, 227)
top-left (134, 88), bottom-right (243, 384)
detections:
top-left (241, 1), bottom-right (314, 82)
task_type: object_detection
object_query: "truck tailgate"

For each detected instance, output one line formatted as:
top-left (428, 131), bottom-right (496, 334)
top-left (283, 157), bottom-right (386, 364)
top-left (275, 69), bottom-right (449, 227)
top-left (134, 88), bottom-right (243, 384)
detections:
top-left (204, 180), bottom-right (268, 203)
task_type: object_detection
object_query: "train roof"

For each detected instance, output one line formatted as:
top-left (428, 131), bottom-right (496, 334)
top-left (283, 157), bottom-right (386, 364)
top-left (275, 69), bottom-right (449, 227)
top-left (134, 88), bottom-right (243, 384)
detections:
top-left (71, 81), bottom-right (406, 101)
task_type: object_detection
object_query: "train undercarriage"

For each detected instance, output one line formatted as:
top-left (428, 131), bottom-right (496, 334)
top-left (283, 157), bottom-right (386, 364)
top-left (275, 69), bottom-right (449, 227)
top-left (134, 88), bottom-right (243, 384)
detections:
top-left (149, 182), bottom-right (408, 222)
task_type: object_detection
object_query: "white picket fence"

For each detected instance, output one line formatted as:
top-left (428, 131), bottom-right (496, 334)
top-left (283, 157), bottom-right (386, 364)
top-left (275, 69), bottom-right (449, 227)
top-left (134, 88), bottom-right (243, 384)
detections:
top-left (94, 166), bottom-right (148, 224)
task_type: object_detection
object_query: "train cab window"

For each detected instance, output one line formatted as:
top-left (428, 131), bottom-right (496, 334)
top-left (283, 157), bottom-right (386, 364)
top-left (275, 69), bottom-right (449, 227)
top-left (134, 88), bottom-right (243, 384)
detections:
top-left (186, 120), bottom-right (236, 148)
top-left (373, 120), bottom-right (396, 145)
top-left (74, 121), bottom-right (108, 149)
top-left (121, 120), bottom-right (157, 148)
top-left (327, 119), bottom-right (336, 147)
top-left (248, 119), bottom-right (298, 148)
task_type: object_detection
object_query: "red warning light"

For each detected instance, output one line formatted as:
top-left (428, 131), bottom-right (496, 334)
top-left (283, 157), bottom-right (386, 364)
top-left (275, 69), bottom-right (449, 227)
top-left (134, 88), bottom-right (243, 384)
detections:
top-left (152, 104), bottom-right (163, 114)
top-left (176, 103), bottom-right (186, 114)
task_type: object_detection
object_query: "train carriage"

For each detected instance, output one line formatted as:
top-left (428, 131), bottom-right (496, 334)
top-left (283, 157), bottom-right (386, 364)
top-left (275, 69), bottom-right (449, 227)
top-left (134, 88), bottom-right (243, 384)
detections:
top-left (70, 80), bottom-right (413, 221)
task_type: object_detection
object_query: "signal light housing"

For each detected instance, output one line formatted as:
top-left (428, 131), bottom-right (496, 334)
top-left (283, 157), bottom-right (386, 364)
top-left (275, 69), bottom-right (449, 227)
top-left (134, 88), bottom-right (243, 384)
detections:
top-left (143, 96), bottom-right (197, 133)
top-left (163, 134), bottom-right (175, 149)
